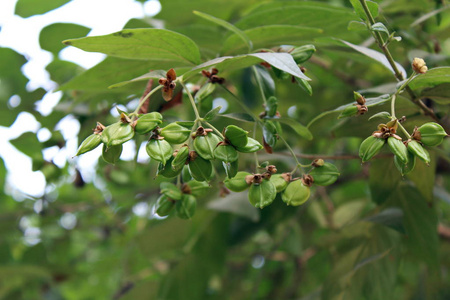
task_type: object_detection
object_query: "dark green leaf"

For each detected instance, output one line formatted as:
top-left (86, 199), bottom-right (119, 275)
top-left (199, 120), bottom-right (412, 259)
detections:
top-left (409, 67), bottom-right (450, 92)
top-left (364, 208), bottom-right (405, 234)
top-left (369, 157), bottom-right (402, 205)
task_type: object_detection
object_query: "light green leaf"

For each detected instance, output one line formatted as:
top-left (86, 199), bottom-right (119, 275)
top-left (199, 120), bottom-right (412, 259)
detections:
top-left (15, 0), bottom-right (71, 17)
top-left (183, 52), bottom-right (310, 81)
top-left (63, 28), bottom-right (202, 66)
top-left (193, 10), bottom-right (252, 52)
top-left (339, 40), bottom-right (407, 78)
top-left (347, 21), bottom-right (367, 31)
top-left (409, 67), bottom-right (450, 91)
top-left (108, 70), bottom-right (167, 89)
top-left (349, 0), bottom-right (379, 20)
top-left (221, 25), bottom-right (322, 55)
top-left (371, 22), bottom-right (389, 35)
top-left (276, 117), bottom-right (313, 140)
top-left (39, 23), bottom-right (90, 55)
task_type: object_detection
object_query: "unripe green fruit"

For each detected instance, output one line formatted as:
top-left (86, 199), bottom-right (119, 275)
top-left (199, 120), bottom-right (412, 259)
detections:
top-left (309, 162), bottom-right (340, 186)
top-left (186, 181), bottom-right (210, 197)
top-left (160, 123), bottom-right (191, 144)
top-left (235, 137), bottom-right (263, 153)
top-left (160, 182), bottom-right (182, 200)
top-left (102, 144), bottom-right (122, 165)
top-left (214, 144), bottom-right (238, 163)
top-left (248, 179), bottom-right (276, 208)
top-left (290, 44), bottom-right (316, 64)
top-left (223, 160), bottom-right (239, 179)
top-left (158, 156), bottom-right (183, 178)
top-left (176, 194), bottom-right (197, 219)
top-left (224, 125), bottom-right (248, 148)
top-left (270, 174), bottom-right (289, 193)
top-left (338, 105), bottom-right (358, 119)
top-left (417, 122), bottom-right (447, 147)
top-left (101, 122), bottom-right (134, 148)
top-left (359, 136), bottom-right (385, 162)
top-left (394, 151), bottom-right (416, 176)
top-left (188, 155), bottom-right (214, 182)
top-left (155, 195), bottom-right (175, 217)
top-left (76, 134), bottom-right (102, 156)
top-left (172, 146), bottom-right (189, 170)
top-left (134, 112), bottom-right (163, 134)
top-left (194, 133), bottom-right (221, 160)
top-left (407, 140), bottom-right (430, 164)
top-left (224, 171), bottom-right (251, 192)
top-left (146, 139), bottom-right (173, 165)
top-left (281, 180), bottom-right (310, 206)
top-left (387, 137), bottom-right (408, 164)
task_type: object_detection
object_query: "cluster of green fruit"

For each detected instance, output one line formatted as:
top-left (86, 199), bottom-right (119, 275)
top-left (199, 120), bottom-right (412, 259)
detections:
top-left (224, 160), bottom-right (339, 208)
top-left (359, 120), bottom-right (448, 175)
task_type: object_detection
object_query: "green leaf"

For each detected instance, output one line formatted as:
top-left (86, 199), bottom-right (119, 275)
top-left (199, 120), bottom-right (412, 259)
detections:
top-left (406, 151), bottom-right (436, 203)
top-left (388, 185), bottom-right (439, 268)
top-left (277, 117), bottom-right (313, 140)
top-left (307, 94), bottom-right (390, 128)
top-left (221, 25), bottom-right (322, 55)
top-left (369, 157), bottom-right (402, 205)
top-left (193, 10), bottom-right (252, 52)
top-left (208, 192), bottom-right (259, 222)
top-left (364, 208), bottom-right (405, 234)
top-left (419, 83), bottom-right (450, 104)
top-left (108, 70), bottom-right (167, 89)
top-left (63, 28), bottom-right (202, 66)
top-left (349, 0), bottom-right (379, 20)
top-left (184, 52), bottom-right (310, 81)
top-left (409, 67), bottom-right (450, 92)
top-left (219, 113), bottom-right (254, 122)
top-left (15, 0), bottom-right (71, 17)
top-left (10, 132), bottom-right (44, 171)
top-left (339, 40), bottom-right (407, 78)
top-left (371, 22), bottom-right (389, 35)
top-left (39, 23), bottom-right (90, 55)
top-left (46, 59), bottom-right (84, 85)
top-left (368, 111), bottom-right (391, 121)
top-left (347, 21), bottom-right (367, 31)
top-left (203, 106), bottom-right (222, 122)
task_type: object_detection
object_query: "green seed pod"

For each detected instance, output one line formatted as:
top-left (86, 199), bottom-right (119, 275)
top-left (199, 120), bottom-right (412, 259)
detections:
top-left (281, 180), bottom-right (310, 206)
top-left (102, 144), bottom-right (122, 165)
top-left (417, 122), bottom-right (448, 147)
top-left (155, 195), bottom-right (175, 217)
top-left (263, 121), bottom-right (278, 147)
top-left (270, 173), bottom-right (290, 193)
top-left (394, 151), bottom-right (416, 176)
top-left (160, 123), bottom-right (191, 144)
top-left (185, 181), bottom-right (210, 197)
top-left (223, 160), bottom-right (239, 179)
top-left (194, 133), bottom-right (221, 160)
top-left (224, 125), bottom-right (248, 148)
top-left (75, 134), bottom-right (102, 156)
top-left (158, 156), bottom-right (183, 178)
top-left (248, 179), bottom-right (277, 208)
top-left (176, 194), bottom-right (197, 219)
top-left (172, 145), bottom-right (189, 170)
top-left (224, 171), bottom-right (251, 192)
top-left (214, 144), bottom-right (238, 163)
top-left (338, 105), bottom-right (358, 119)
top-left (134, 112), bottom-right (163, 134)
top-left (188, 155), bottom-right (214, 182)
top-left (407, 140), bottom-right (430, 165)
top-left (160, 182), bottom-right (182, 200)
top-left (195, 82), bottom-right (216, 102)
top-left (236, 137), bottom-right (263, 153)
top-left (359, 136), bottom-right (385, 162)
top-left (265, 96), bottom-right (278, 118)
top-left (309, 162), bottom-right (340, 186)
top-left (290, 44), bottom-right (316, 64)
top-left (146, 139), bottom-right (173, 165)
top-left (388, 137), bottom-right (408, 164)
top-left (101, 122), bottom-right (135, 148)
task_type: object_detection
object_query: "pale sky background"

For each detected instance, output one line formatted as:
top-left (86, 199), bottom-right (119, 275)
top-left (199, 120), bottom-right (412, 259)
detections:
top-left (0, 0), bottom-right (161, 198)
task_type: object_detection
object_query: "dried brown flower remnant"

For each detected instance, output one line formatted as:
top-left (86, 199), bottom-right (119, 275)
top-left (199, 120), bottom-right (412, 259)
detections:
top-left (159, 68), bottom-right (177, 101)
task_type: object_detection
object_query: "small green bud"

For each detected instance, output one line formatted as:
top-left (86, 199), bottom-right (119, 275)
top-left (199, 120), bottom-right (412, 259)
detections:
top-left (309, 162), bottom-right (340, 186)
top-left (387, 137), bottom-right (408, 164)
top-left (407, 140), bottom-right (430, 165)
top-left (134, 112), bottom-right (163, 134)
top-left (224, 171), bottom-right (251, 192)
top-left (248, 179), bottom-right (276, 208)
top-left (160, 123), bottom-right (191, 144)
top-left (75, 134), bottom-right (102, 156)
top-left (290, 44), bottom-right (316, 64)
top-left (176, 194), bottom-right (197, 219)
top-left (359, 136), bottom-right (385, 162)
top-left (224, 125), bottom-right (248, 148)
top-left (416, 123), bottom-right (448, 147)
top-left (281, 179), bottom-right (310, 206)
top-left (146, 139), bottom-right (173, 165)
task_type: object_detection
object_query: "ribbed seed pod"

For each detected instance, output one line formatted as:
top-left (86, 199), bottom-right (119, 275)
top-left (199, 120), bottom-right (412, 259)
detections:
top-left (387, 137), bottom-right (408, 164)
top-left (281, 180), bottom-right (310, 206)
top-left (359, 136), bottom-right (385, 162)
top-left (248, 180), bottom-right (276, 208)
